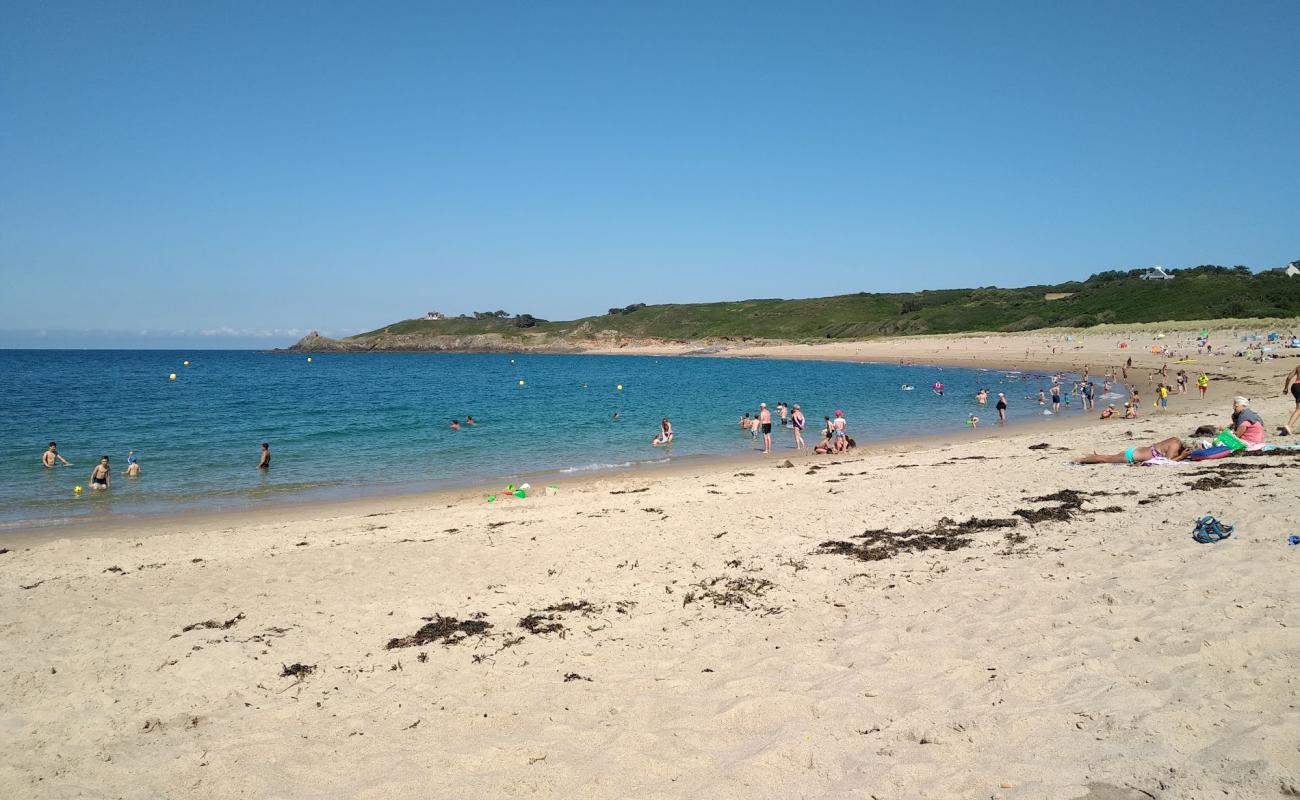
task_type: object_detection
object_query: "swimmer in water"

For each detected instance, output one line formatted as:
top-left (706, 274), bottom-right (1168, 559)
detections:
top-left (450, 420), bottom-right (461, 430)
top-left (465, 416), bottom-right (477, 426)
top-left (89, 455), bottom-right (111, 490)
top-left (258, 442), bottom-right (271, 470)
top-left (42, 441), bottom-right (71, 468)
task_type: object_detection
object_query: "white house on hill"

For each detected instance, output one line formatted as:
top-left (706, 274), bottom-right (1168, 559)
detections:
top-left (1272, 261), bottom-right (1300, 278)
top-left (1140, 266), bottom-right (1174, 281)
top-left (424, 311), bottom-right (445, 320)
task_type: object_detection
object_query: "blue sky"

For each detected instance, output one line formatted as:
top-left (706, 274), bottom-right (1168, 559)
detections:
top-left (2, 1), bottom-right (1297, 348)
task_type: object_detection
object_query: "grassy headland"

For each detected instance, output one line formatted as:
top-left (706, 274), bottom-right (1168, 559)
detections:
top-left (291, 266), bottom-right (1300, 351)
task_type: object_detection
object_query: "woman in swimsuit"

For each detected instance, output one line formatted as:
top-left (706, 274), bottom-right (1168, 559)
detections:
top-left (791, 404), bottom-right (806, 450)
top-left (1282, 365), bottom-right (1300, 434)
top-left (89, 456), bottom-right (111, 490)
top-left (652, 418), bottom-right (673, 447)
top-left (1074, 437), bottom-right (1189, 465)
top-left (995, 393), bottom-right (1007, 424)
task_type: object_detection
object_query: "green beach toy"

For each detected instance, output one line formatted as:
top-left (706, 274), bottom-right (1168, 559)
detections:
top-left (1213, 429), bottom-right (1247, 451)
top-left (486, 494), bottom-right (496, 502)
top-left (513, 489), bottom-right (526, 499)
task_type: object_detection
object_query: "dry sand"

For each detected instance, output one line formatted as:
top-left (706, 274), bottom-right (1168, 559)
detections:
top-left (3, 327), bottom-right (1299, 799)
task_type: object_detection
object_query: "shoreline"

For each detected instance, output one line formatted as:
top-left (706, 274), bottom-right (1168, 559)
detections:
top-left (8, 327), bottom-right (1280, 541)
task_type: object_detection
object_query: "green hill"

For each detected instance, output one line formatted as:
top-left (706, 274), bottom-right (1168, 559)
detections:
top-left (295, 266), bottom-right (1300, 351)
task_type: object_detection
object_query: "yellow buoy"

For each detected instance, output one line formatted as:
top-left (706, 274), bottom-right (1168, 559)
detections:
top-left (518, 379), bottom-right (525, 386)
top-left (169, 373), bottom-right (177, 380)
top-left (73, 485), bottom-right (83, 495)
top-left (617, 384), bottom-right (623, 391)
top-left (182, 360), bottom-right (190, 366)
top-left (307, 357), bottom-right (313, 363)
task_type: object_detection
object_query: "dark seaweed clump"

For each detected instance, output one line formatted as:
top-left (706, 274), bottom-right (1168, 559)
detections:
top-left (819, 516), bottom-right (1019, 562)
top-left (182, 613), bottom-right (244, 633)
top-left (386, 615), bottom-right (493, 649)
top-left (280, 663), bottom-right (315, 678)
top-left (519, 600), bottom-right (600, 637)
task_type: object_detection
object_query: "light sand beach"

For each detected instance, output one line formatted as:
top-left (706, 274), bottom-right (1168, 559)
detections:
top-left (3, 329), bottom-right (1299, 799)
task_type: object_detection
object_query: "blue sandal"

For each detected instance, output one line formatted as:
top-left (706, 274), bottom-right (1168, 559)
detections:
top-left (1193, 515), bottom-right (1234, 544)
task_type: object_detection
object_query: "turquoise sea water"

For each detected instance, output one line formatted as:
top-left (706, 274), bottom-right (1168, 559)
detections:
top-left (0, 350), bottom-right (1100, 530)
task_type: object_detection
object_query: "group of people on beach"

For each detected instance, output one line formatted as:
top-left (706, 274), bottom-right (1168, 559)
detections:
top-left (734, 403), bottom-right (853, 455)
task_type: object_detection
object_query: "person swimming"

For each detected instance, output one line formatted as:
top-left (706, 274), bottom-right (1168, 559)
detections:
top-left (465, 416), bottom-right (477, 426)
top-left (450, 420), bottom-right (461, 430)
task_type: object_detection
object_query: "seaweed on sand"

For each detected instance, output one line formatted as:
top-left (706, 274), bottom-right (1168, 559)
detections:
top-left (683, 575), bottom-right (781, 614)
top-left (182, 613), bottom-right (244, 633)
top-left (386, 615), bottom-right (493, 649)
top-left (818, 516), bottom-right (1019, 563)
top-left (518, 600), bottom-right (600, 637)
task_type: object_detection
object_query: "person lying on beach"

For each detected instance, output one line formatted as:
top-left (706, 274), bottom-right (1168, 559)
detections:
top-left (42, 441), bottom-right (71, 468)
top-left (1099, 404), bottom-right (1116, 420)
top-left (1074, 437), bottom-right (1190, 465)
top-left (89, 456), bottom-right (112, 489)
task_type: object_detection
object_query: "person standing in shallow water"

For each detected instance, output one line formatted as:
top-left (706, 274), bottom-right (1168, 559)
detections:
top-left (758, 403), bottom-right (773, 454)
top-left (791, 404), bottom-right (806, 450)
top-left (89, 456), bottom-right (111, 490)
top-left (258, 443), bottom-right (271, 470)
top-left (995, 393), bottom-right (1008, 424)
top-left (42, 441), bottom-right (71, 468)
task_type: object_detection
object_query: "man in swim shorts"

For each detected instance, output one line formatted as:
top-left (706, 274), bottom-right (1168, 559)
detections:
top-left (759, 403), bottom-right (773, 453)
top-left (1074, 437), bottom-right (1190, 464)
top-left (89, 455), bottom-right (112, 489)
top-left (258, 442), bottom-right (271, 470)
top-left (1281, 365), bottom-right (1300, 434)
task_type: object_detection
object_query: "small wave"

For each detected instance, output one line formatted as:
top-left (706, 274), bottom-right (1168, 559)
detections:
top-left (557, 457), bottom-right (670, 474)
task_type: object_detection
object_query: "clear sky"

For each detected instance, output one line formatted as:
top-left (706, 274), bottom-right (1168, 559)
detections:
top-left (2, 1), bottom-right (1297, 348)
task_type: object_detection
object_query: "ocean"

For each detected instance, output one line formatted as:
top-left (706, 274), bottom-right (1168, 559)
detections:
top-left (0, 350), bottom-right (1095, 530)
